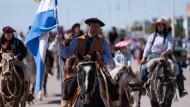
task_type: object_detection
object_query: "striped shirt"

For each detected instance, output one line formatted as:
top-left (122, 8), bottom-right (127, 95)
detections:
top-left (143, 33), bottom-right (174, 58)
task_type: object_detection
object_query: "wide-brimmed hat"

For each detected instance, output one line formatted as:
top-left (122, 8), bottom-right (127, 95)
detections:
top-left (3, 26), bottom-right (16, 33)
top-left (152, 17), bottom-right (170, 27)
top-left (85, 18), bottom-right (105, 27)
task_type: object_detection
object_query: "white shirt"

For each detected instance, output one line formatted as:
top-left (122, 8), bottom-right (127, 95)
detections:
top-left (143, 33), bottom-right (174, 58)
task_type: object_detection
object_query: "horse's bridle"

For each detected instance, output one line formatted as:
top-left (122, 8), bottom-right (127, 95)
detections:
top-left (123, 67), bottom-right (141, 107)
top-left (1, 53), bottom-right (14, 78)
top-left (0, 53), bottom-right (23, 107)
top-left (150, 59), bottom-right (177, 104)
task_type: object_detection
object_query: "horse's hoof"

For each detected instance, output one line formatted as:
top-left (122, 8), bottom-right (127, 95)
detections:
top-left (141, 90), bottom-right (146, 96)
top-left (38, 95), bottom-right (43, 101)
top-left (141, 92), bottom-right (146, 96)
top-left (27, 93), bottom-right (35, 101)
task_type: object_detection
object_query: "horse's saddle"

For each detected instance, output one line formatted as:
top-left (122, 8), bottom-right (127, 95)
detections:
top-left (146, 58), bottom-right (179, 76)
top-left (110, 66), bottom-right (126, 81)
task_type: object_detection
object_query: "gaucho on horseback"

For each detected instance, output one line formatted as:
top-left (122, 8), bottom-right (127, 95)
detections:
top-left (140, 17), bottom-right (188, 98)
top-left (55, 18), bottom-right (119, 107)
top-left (0, 26), bottom-right (34, 102)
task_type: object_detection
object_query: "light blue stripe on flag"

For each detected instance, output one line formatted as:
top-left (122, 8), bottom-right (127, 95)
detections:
top-left (27, 0), bottom-right (57, 92)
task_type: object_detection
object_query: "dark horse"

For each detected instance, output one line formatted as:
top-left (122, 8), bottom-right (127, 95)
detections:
top-left (145, 58), bottom-right (176, 107)
top-left (0, 49), bottom-right (29, 107)
top-left (117, 67), bottom-right (141, 107)
top-left (73, 55), bottom-right (106, 107)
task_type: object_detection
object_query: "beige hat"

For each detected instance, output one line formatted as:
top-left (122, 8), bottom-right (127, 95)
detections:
top-left (152, 17), bottom-right (170, 27)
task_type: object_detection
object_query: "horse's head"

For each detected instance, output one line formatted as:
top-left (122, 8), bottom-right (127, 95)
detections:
top-left (77, 53), bottom-right (97, 104)
top-left (152, 58), bottom-right (175, 106)
top-left (1, 53), bottom-right (14, 79)
top-left (1, 47), bottom-right (15, 79)
top-left (157, 59), bottom-right (173, 82)
top-left (117, 66), bottom-right (141, 107)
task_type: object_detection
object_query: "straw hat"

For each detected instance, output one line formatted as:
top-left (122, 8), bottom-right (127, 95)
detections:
top-left (152, 17), bottom-right (170, 27)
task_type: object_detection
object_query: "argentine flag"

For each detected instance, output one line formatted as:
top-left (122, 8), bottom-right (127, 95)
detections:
top-left (27, 0), bottom-right (57, 92)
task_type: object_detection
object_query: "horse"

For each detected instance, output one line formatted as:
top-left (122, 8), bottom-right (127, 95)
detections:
top-left (24, 47), bottom-right (54, 101)
top-left (116, 66), bottom-right (141, 107)
top-left (71, 54), bottom-right (107, 107)
top-left (23, 46), bottom-right (36, 97)
top-left (144, 58), bottom-right (176, 107)
top-left (0, 49), bottom-right (29, 107)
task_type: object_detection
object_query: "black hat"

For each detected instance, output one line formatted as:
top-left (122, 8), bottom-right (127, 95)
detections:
top-left (85, 18), bottom-right (105, 27)
top-left (71, 23), bottom-right (80, 32)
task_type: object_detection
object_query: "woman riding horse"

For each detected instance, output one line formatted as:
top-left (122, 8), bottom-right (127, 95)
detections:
top-left (0, 26), bottom-right (34, 101)
top-left (140, 18), bottom-right (188, 98)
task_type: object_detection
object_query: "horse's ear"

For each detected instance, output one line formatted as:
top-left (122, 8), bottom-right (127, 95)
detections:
top-left (1, 47), bottom-right (7, 53)
top-left (77, 51), bottom-right (84, 61)
top-left (10, 47), bottom-right (16, 53)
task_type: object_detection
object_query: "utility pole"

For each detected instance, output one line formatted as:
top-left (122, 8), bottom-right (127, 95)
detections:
top-left (171, 0), bottom-right (175, 37)
top-left (128, 0), bottom-right (131, 31)
top-left (142, 0), bottom-right (146, 36)
top-left (107, 0), bottom-right (112, 26)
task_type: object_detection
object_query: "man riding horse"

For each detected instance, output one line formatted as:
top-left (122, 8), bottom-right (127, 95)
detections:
top-left (0, 26), bottom-right (34, 101)
top-left (55, 18), bottom-right (119, 107)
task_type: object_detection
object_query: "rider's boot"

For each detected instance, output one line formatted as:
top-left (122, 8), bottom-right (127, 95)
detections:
top-left (180, 90), bottom-right (188, 98)
top-left (140, 79), bottom-right (147, 96)
top-left (177, 64), bottom-right (188, 98)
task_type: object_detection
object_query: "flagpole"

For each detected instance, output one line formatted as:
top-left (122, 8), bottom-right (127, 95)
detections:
top-left (54, 0), bottom-right (64, 99)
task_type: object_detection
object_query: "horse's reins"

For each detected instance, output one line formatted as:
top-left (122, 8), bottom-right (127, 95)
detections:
top-left (164, 58), bottom-right (178, 102)
top-left (99, 67), bottom-right (110, 107)
top-left (153, 58), bottom-right (178, 103)
top-left (125, 67), bottom-right (141, 107)
top-left (0, 72), bottom-right (23, 107)
top-left (0, 54), bottom-right (24, 107)
top-left (13, 67), bottom-right (24, 85)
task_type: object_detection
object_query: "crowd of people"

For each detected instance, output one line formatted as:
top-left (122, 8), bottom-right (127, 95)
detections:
top-left (0, 17), bottom-right (189, 106)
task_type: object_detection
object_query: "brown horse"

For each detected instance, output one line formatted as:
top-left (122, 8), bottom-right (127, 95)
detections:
top-left (117, 67), bottom-right (141, 107)
top-left (0, 51), bottom-right (29, 107)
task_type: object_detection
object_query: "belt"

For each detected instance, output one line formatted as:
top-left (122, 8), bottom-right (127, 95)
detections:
top-left (152, 52), bottom-right (162, 55)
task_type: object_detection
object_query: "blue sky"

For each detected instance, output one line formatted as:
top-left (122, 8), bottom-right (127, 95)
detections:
top-left (0, 0), bottom-right (189, 34)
